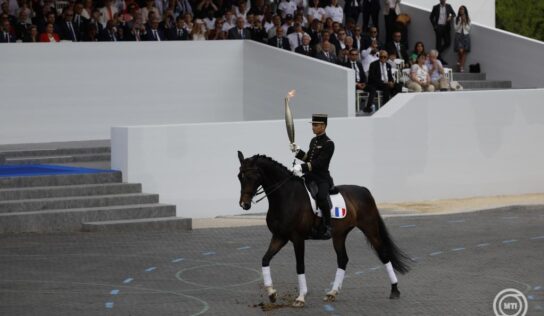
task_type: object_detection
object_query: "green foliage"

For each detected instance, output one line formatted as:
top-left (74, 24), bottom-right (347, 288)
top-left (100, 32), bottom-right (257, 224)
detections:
top-left (496, 0), bottom-right (544, 41)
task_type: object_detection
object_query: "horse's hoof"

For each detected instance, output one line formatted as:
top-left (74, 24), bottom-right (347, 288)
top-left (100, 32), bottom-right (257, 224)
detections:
top-left (389, 289), bottom-right (400, 299)
top-left (292, 298), bottom-right (305, 308)
top-left (323, 290), bottom-right (337, 302)
top-left (265, 287), bottom-right (277, 303)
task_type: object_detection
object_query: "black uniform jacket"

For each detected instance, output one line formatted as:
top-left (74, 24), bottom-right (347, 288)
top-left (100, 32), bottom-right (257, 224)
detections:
top-left (295, 133), bottom-right (334, 185)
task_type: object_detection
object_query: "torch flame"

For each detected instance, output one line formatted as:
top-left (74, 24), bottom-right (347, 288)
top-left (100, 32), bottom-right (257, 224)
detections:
top-left (286, 90), bottom-right (296, 100)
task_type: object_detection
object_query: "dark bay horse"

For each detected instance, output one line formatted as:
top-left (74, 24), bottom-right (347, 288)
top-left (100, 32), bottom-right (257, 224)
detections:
top-left (237, 152), bottom-right (410, 307)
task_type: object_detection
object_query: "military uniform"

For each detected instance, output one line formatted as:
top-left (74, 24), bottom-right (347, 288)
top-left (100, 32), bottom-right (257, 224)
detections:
top-left (295, 114), bottom-right (334, 239)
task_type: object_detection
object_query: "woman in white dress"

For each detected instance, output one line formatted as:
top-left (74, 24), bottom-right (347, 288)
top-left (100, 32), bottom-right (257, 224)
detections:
top-left (307, 0), bottom-right (325, 23)
top-left (324, 0), bottom-right (343, 23)
top-left (406, 53), bottom-right (434, 92)
top-left (191, 19), bottom-right (207, 40)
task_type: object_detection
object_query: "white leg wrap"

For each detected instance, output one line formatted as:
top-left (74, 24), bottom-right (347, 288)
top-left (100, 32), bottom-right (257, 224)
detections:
top-left (262, 266), bottom-right (273, 287)
top-left (331, 268), bottom-right (345, 291)
top-left (385, 262), bottom-right (398, 284)
top-left (297, 274), bottom-right (308, 296)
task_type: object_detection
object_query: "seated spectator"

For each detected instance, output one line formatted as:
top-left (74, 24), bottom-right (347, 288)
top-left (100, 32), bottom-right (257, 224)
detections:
top-left (183, 12), bottom-right (194, 33)
top-left (306, 18), bottom-right (322, 48)
top-left (142, 16), bottom-right (164, 40)
top-left (278, 0), bottom-right (297, 19)
top-left (39, 22), bottom-right (60, 42)
top-left (345, 48), bottom-right (377, 113)
top-left (322, 16), bottom-right (333, 32)
top-left (23, 24), bottom-right (39, 42)
top-left (387, 50), bottom-right (398, 69)
top-left (234, 0), bottom-right (250, 20)
top-left (426, 49), bottom-right (449, 91)
top-left (361, 38), bottom-right (379, 74)
top-left (248, 0), bottom-right (267, 19)
top-left (295, 34), bottom-right (315, 56)
top-left (266, 14), bottom-right (281, 38)
top-left (175, 0), bottom-right (193, 17)
top-left (293, 11), bottom-right (308, 29)
top-left (208, 18), bottom-right (226, 40)
top-left (315, 40), bottom-right (336, 63)
top-left (406, 53), bottom-right (434, 92)
top-left (123, 17), bottom-right (145, 41)
top-left (282, 14), bottom-right (294, 34)
top-left (307, 0), bottom-right (325, 23)
top-left (262, 12), bottom-right (274, 32)
top-left (337, 48), bottom-right (349, 65)
top-left (82, 0), bottom-right (94, 19)
top-left (160, 8), bottom-right (176, 31)
top-left (368, 50), bottom-right (402, 105)
top-left (344, 36), bottom-right (354, 51)
top-left (99, 19), bottom-right (121, 41)
top-left (352, 25), bottom-right (363, 51)
top-left (228, 16), bottom-right (250, 39)
top-left (1, 18), bottom-right (16, 42)
top-left (315, 30), bottom-right (336, 55)
top-left (100, 0), bottom-right (119, 27)
top-left (197, 0), bottom-right (219, 20)
top-left (409, 41), bottom-right (425, 66)
top-left (324, 0), bottom-right (343, 24)
top-left (222, 10), bottom-right (235, 33)
top-left (361, 26), bottom-right (381, 50)
top-left (57, 9), bottom-right (80, 42)
top-left (191, 19), bottom-right (207, 40)
top-left (385, 30), bottom-right (409, 66)
top-left (268, 26), bottom-right (290, 50)
top-left (88, 9), bottom-right (104, 35)
top-left (333, 27), bottom-right (347, 53)
top-left (73, 2), bottom-right (90, 33)
top-left (202, 9), bottom-right (216, 31)
top-left (81, 22), bottom-right (99, 41)
top-left (166, 15), bottom-right (189, 40)
top-left (14, 10), bottom-right (31, 40)
top-left (286, 23), bottom-right (307, 51)
top-left (249, 18), bottom-right (267, 43)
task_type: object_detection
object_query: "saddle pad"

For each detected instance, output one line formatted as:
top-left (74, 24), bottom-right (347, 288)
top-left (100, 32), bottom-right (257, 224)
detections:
top-left (305, 188), bottom-right (347, 219)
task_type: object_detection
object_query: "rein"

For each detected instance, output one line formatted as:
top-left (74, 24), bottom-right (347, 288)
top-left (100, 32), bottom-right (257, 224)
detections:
top-left (253, 175), bottom-right (294, 204)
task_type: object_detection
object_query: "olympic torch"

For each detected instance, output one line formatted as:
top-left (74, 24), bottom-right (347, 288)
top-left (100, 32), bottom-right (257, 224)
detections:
top-left (285, 90), bottom-right (296, 146)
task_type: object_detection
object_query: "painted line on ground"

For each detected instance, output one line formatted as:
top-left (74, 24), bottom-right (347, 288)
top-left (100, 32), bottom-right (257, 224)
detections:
top-left (369, 266), bottom-right (380, 271)
top-left (122, 278), bottom-right (133, 284)
top-left (237, 246), bottom-right (251, 250)
top-left (202, 251), bottom-right (216, 256)
top-left (448, 219), bottom-right (465, 223)
top-left (110, 289), bottom-right (120, 295)
top-left (323, 304), bottom-right (335, 312)
top-left (399, 224), bottom-right (416, 228)
top-left (476, 243), bottom-right (490, 247)
top-left (502, 239), bottom-right (518, 244)
top-left (530, 236), bottom-right (544, 240)
top-left (501, 216), bottom-right (519, 220)
top-left (105, 302), bottom-right (114, 309)
top-left (430, 251), bottom-right (443, 256)
top-left (145, 267), bottom-right (157, 272)
top-left (534, 286), bottom-right (542, 290)
top-left (355, 271), bottom-right (364, 275)
top-left (172, 258), bottom-right (184, 263)
top-left (451, 247), bottom-right (465, 252)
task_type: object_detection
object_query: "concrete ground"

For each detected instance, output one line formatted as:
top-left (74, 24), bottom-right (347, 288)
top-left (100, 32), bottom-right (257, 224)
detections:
top-left (0, 202), bottom-right (543, 315)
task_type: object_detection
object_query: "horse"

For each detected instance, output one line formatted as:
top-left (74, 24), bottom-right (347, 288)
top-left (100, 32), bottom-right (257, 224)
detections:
top-left (237, 151), bottom-right (411, 307)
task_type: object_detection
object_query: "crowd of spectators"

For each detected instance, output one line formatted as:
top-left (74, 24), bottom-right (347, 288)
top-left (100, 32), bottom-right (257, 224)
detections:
top-left (1, 0), bottom-right (472, 110)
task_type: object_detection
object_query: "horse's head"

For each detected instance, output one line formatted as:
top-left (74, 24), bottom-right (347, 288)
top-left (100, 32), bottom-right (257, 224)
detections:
top-left (237, 151), bottom-right (262, 210)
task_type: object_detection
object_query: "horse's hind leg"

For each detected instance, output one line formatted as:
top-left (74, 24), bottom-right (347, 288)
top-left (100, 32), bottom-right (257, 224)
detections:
top-left (324, 230), bottom-right (352, 302)
top-left (358, 218), bottom-right (404, 299)
top-left (262, 235), bottom-right (288, 303)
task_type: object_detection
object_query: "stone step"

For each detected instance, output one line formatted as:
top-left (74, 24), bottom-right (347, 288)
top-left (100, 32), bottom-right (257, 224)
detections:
top-left (0, 203), bottom-right (176, 233)
top-left (458, 80), bottom-right (512, 89)
top-left (82, 217), bottom-right (192, 232)
top-left (2, 153), bottom-right (111, 165)
top-left (451, 72), bottom-right (486, 81)
top-left (0, 171), bottom-right (121, 189)
top-left (0, 183), bottom-right (142, 201)
top-left (0, 147), bottom-right (110, 158)
top-left (0, 193), bottom-right (159, 213)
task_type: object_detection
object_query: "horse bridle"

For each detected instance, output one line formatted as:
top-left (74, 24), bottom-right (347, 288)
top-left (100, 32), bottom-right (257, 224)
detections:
top-left (240, 167), bottom-right (294, 204)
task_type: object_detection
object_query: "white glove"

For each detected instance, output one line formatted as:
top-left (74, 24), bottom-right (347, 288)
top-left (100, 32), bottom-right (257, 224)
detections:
top-left (291, 164), bottom-right (303, 177)
top-left (289, 143), bottom-right (301, 153)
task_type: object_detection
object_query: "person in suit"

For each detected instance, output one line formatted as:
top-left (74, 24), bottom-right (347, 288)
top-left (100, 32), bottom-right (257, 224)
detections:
top-left (345, 48), bottom-right (377, 113)
top-left (295, 34), bottom-right (315, 57)
top-left (383, 0), bottom-right (401, 43)
top-left (362, 26), bottom-right (382, 50)
top-left (315, 40), bottom-right (337, 63)
top-left (124, 18), bottom-right (146, 41)
top-left (0, 18), bottom-right (16, 42)
top-left (88, 9), bottom-right (104, 35)
top-left (368, 50), bottom-right (401, 106)
top-left (98, 20), bottom-right (120, 41)
top-left (362, 0), bottom-right (380, 32)
top-left (144, 16), bottom-right (165, 41)
top-left (166, 15), bottom-right (188, 40)
top-left (268, 27), bottom-right (291, 50)
top-left (57, 9), bottom-right (80, 41)
top-left (73, 2), bottom-right (89, 38)
top-left (249, 19), bottom-right (268, 43)
top-left (287, 23), bottom-right (307, 51)
top-left (228, 16), bottom-right (250, 39)
top-left (385, 30), bottom-right (409, 66)
top-left (23, 24), bottom-right (39, 42)
top-left (14, 10), bottom-right (31, 40)
top-left (429, 0), bottom-right (456, 60)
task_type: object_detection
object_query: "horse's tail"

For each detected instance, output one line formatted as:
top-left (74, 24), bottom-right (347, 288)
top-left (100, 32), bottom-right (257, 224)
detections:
top-left (376, 215), bottom-right (411, 274)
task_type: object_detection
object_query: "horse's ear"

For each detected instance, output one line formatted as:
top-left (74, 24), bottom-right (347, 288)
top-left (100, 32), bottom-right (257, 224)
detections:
top-left (237, 151), bottom-right (244, 164)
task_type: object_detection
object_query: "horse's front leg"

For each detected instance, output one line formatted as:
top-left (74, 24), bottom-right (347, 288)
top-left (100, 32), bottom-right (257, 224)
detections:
top-left (324, 234), bottom-right (348, 302)
top-left (292, 237), bottom-right (307, 308)
top-left (262, 235), bottom-right (288, 303)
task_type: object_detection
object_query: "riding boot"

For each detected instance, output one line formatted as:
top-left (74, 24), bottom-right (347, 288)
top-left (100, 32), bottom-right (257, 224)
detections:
top-left (317, 199), bottom-right (332, 240)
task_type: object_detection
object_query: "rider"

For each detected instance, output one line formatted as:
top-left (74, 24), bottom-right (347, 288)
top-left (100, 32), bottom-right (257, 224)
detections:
top-left (290, 113), bottom-right (335, 239)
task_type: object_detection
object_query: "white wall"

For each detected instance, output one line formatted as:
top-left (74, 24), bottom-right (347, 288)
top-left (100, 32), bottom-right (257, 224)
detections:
top-left (0, 41), bottom-right (353, 145)
top-left (404, 0), bottom-right (495, 27)
top-left (112, 89), bottom-right (544, 218)
top-left (243, 41), bottom-right (354, 120)
top-left (401, 3), bottom-right (544, 88)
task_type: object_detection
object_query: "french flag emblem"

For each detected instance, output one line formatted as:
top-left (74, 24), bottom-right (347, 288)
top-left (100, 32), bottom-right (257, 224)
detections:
top-left (334, 207), bottom-right (346, 217)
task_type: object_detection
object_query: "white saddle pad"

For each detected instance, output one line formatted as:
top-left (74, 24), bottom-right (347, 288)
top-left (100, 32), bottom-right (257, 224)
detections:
top-left (305, 188), bottom-right (348, 219)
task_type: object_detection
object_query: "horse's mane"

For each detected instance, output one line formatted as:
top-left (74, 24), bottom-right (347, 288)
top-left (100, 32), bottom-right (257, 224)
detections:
top-left (250, 154), bottom-right (300, 180)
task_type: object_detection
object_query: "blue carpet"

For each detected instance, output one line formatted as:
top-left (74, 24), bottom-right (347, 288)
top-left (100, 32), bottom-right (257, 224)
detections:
top-left (0, 165), bottom-right (116, 177)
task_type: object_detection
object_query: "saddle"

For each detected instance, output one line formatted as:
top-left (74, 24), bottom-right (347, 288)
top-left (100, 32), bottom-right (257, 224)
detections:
top-left (305, 182), bottom-right (347, 219)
